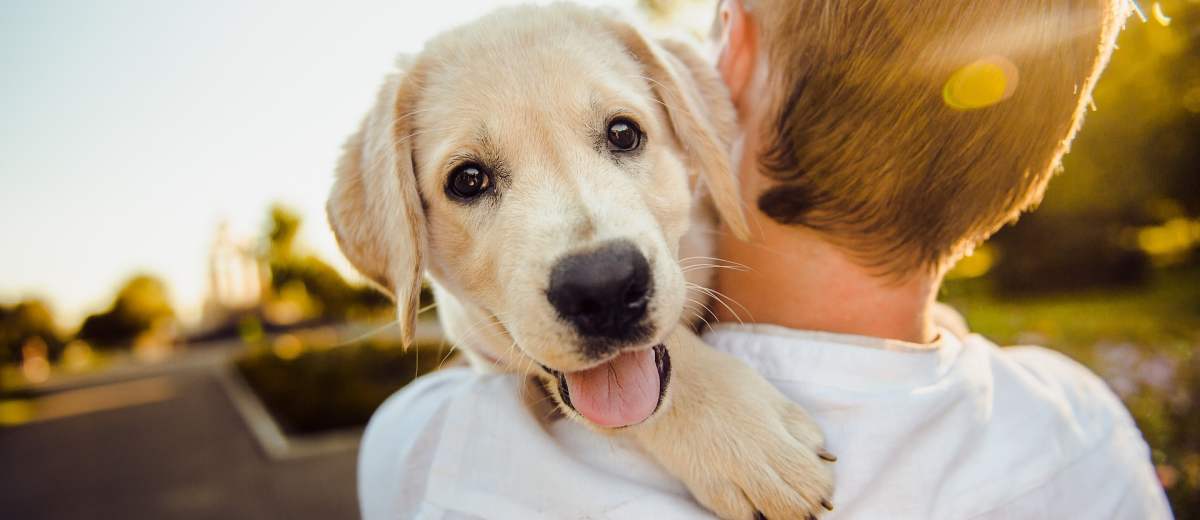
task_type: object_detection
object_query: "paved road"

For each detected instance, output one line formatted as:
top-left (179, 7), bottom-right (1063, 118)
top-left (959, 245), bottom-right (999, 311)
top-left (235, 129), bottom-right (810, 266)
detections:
top-left (0, 370), bottom-right (359, 519)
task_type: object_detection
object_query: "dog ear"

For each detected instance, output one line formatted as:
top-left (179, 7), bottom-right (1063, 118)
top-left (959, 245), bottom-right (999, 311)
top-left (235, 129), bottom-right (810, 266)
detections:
top-left (606, 22), bottom-right (750, 240)
top-left (327, 60), bottom-right (427, 346)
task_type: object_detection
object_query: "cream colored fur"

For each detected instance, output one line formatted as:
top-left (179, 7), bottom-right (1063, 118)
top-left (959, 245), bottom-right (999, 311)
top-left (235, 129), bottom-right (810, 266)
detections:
top-left (327, 4), bottom-right (833, 518)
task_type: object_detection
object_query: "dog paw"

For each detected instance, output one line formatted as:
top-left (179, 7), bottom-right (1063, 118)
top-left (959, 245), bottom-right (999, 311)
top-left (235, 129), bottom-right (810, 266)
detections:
top-left (631, 332), bottom-right (836, 519)
top-left (685, 400), bottom-right (835, 520)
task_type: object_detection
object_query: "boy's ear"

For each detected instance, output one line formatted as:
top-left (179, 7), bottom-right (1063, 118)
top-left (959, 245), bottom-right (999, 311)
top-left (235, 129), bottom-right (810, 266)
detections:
top-left (327, 58), bottom-right (427, 346)
top-left (606, 20), bottom-right (750, 240)
top-left (716, 0), bottom-right (757, 105)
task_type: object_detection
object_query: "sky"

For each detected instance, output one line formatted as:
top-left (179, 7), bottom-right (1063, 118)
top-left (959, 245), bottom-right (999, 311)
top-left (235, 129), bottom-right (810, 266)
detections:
top-left (0, 0), bottom-right (638, 328)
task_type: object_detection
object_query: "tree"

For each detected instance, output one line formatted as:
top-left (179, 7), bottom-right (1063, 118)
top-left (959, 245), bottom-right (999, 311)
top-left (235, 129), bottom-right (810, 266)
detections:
top-left (267, 204), bottom-right (302, 261)
top-left (0, 299), bottom-right (61, 366)
top-left (262, 204), bottom-right (392, 324)
top-left (77, 275), bottom-right (176, 349)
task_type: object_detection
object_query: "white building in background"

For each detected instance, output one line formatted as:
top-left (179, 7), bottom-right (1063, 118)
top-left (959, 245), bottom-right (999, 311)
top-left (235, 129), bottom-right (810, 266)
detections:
top-left (200, 222), bottom-right (267, 329)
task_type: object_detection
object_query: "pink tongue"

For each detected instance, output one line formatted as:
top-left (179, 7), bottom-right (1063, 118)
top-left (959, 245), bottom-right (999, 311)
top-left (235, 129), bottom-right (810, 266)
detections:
top-left (563, 349), bottom-right (660, 428)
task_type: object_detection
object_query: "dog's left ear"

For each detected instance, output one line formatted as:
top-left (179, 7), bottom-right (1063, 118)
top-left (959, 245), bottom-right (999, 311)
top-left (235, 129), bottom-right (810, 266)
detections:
top-left (327, 59), bottom-right (428, 346)
top-left (606, 21), bottom-right (750, 240)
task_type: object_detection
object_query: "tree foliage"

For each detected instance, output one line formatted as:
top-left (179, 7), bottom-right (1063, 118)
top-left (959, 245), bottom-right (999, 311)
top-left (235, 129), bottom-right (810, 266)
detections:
top-left (0, 299), bottom-right (61, 365)
top-left (988, 3), bottom-right (1200, 290)
top-left (263, 204), bottom-right (391, 323)
top-left (77, 275), bottom-right (175, 349)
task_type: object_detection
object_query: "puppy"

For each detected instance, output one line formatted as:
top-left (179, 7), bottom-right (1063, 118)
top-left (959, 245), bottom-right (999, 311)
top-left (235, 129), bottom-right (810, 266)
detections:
top-left (328, 4), bottom-right (834, 518)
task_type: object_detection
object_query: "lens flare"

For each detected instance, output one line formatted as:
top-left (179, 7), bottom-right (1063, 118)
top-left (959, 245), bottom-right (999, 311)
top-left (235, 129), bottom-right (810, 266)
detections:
top-left (1151, 2), bottom-right (1171, 26)
top-left (1130, 0), bottom-right (1148, 22)
top-left (943, 56), bottom-right (1019, 111)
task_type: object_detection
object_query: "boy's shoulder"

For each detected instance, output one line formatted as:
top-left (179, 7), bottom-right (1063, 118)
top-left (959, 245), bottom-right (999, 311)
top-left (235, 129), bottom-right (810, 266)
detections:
top-left (934, 302), bottom-right (1138, 439)
top-left (953, 338), bottom-right (1172, 518)
top-left (961, 335), bottom-right (1137, 458)
top-left (993, 342), bottom-right (1137, 431)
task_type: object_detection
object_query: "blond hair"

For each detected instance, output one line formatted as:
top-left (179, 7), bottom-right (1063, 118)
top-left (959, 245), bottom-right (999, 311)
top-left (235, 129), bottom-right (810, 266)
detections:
top-left (745, 0), bottom-right (1129, 274)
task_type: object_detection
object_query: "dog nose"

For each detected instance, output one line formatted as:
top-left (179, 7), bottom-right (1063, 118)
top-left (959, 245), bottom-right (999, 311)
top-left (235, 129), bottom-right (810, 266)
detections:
top-left (547, 240), bottom-right (652, 339)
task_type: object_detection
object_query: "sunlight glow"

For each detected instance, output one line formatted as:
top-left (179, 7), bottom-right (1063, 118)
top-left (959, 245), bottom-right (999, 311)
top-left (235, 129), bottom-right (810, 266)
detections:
top-left (1137, 218), bottom-right (1200, 258)
top-left (947, 245), bottom-right (997, 280)
top-left (272, 333), bottom-right (304, 361)
top-left (943, 57), bottom-right (1018, 111)
top-left (1152, 2), bottom-right (1172, 26)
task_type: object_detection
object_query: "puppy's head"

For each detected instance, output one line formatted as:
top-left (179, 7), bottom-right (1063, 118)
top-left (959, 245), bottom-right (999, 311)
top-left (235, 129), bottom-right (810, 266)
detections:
top-left (328, 5), bottom-right (745, 427)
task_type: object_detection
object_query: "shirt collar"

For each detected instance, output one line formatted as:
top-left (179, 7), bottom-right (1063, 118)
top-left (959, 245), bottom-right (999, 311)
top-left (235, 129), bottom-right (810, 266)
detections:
top-left (702, 323), bottom-right (967, 392)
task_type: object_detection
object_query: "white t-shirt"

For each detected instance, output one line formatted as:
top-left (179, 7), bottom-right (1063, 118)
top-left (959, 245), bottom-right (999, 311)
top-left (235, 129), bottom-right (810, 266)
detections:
top-left (358, 321), bottom-right (1173, 519)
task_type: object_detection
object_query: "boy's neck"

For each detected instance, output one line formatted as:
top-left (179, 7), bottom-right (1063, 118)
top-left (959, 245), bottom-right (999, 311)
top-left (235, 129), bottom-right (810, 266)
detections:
top-left (712, 218), bottom-right (941, 344)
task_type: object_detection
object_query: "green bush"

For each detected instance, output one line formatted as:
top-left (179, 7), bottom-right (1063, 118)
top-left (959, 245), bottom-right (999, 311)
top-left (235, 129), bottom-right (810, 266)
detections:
top-left (236, 338), bottom-right (455, 435)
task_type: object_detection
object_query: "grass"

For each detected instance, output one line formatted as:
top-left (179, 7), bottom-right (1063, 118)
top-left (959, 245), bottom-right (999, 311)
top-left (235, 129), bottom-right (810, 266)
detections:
top-left (943, 266), bottom-right (1200, 365)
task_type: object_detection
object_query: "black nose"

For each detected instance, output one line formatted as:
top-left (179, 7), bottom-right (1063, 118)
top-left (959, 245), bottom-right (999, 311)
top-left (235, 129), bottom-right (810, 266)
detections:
top-left (547, 240), bottom-right (652, 340)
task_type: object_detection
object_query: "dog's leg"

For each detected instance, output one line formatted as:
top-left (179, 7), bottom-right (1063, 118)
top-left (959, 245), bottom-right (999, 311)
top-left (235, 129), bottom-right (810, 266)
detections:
top-left (629, 328), bottom-right (836, 520)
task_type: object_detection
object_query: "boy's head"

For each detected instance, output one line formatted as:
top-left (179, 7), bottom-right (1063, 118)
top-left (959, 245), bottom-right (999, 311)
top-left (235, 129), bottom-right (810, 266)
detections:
top-left (715, 0), bottom-right (1130, 275)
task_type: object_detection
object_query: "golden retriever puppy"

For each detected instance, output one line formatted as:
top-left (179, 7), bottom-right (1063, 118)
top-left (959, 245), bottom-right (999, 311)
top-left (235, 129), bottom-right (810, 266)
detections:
top-left (328, 4), bottom-right (834, 518)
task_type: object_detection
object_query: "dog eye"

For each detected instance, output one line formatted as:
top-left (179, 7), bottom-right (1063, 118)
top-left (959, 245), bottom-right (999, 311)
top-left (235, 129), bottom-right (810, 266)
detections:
top-left (447, 164), bottom-right (492, 200)
top-left (606, 118), bottom-right (642, 152)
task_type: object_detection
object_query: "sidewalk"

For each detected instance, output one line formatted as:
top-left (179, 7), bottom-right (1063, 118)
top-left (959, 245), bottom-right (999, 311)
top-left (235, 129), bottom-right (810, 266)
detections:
top-left (0, 369), bottom-right (359, 519)
top-left (0, 319), bottom-right (451, 518)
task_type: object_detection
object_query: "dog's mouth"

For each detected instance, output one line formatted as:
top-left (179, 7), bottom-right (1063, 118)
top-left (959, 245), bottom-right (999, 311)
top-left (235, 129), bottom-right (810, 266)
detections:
top-left (541, 343), bottom-right (671, 428)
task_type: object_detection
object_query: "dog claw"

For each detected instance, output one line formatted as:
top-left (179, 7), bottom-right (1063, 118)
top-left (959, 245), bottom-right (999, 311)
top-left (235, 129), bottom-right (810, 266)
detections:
top-left (821, 498), bottom-right (834, 511)
top-left (754, 512), bottom-right (767, 520)
top-left (818, 449), bottom-right (837, 462)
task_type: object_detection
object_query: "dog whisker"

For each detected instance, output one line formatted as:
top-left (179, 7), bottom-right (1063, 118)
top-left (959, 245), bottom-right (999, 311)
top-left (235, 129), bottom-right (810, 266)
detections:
top-left (684, 297), bottom-right (717, 330)
top-left (696, 282), bottom-right (748, 314)
top-left (684, 302), bottom-right (715, 332)
top-left (678, 256), bottom-right (751, 271)
top-left (689, 285), bottom-right (745, 325)
top-left (681, 263), bottom-right (751, 273)
top-left (332, 319), bottom-right (401, 348)
top-left (435, 342), bottom-right (459, 370)
top-left (686, 282), bottom-right (752, 326)
top-left (684, 295), bottom-right (714, 314)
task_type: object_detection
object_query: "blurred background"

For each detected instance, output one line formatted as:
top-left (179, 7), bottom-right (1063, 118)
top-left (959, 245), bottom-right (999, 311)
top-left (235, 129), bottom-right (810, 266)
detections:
top-left (1, 0), bottom-right (1197, 518)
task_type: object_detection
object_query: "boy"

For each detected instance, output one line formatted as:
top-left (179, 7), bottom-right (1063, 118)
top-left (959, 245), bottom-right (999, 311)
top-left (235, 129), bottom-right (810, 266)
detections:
top-left (703, 0), bottom-right (1171, 516)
